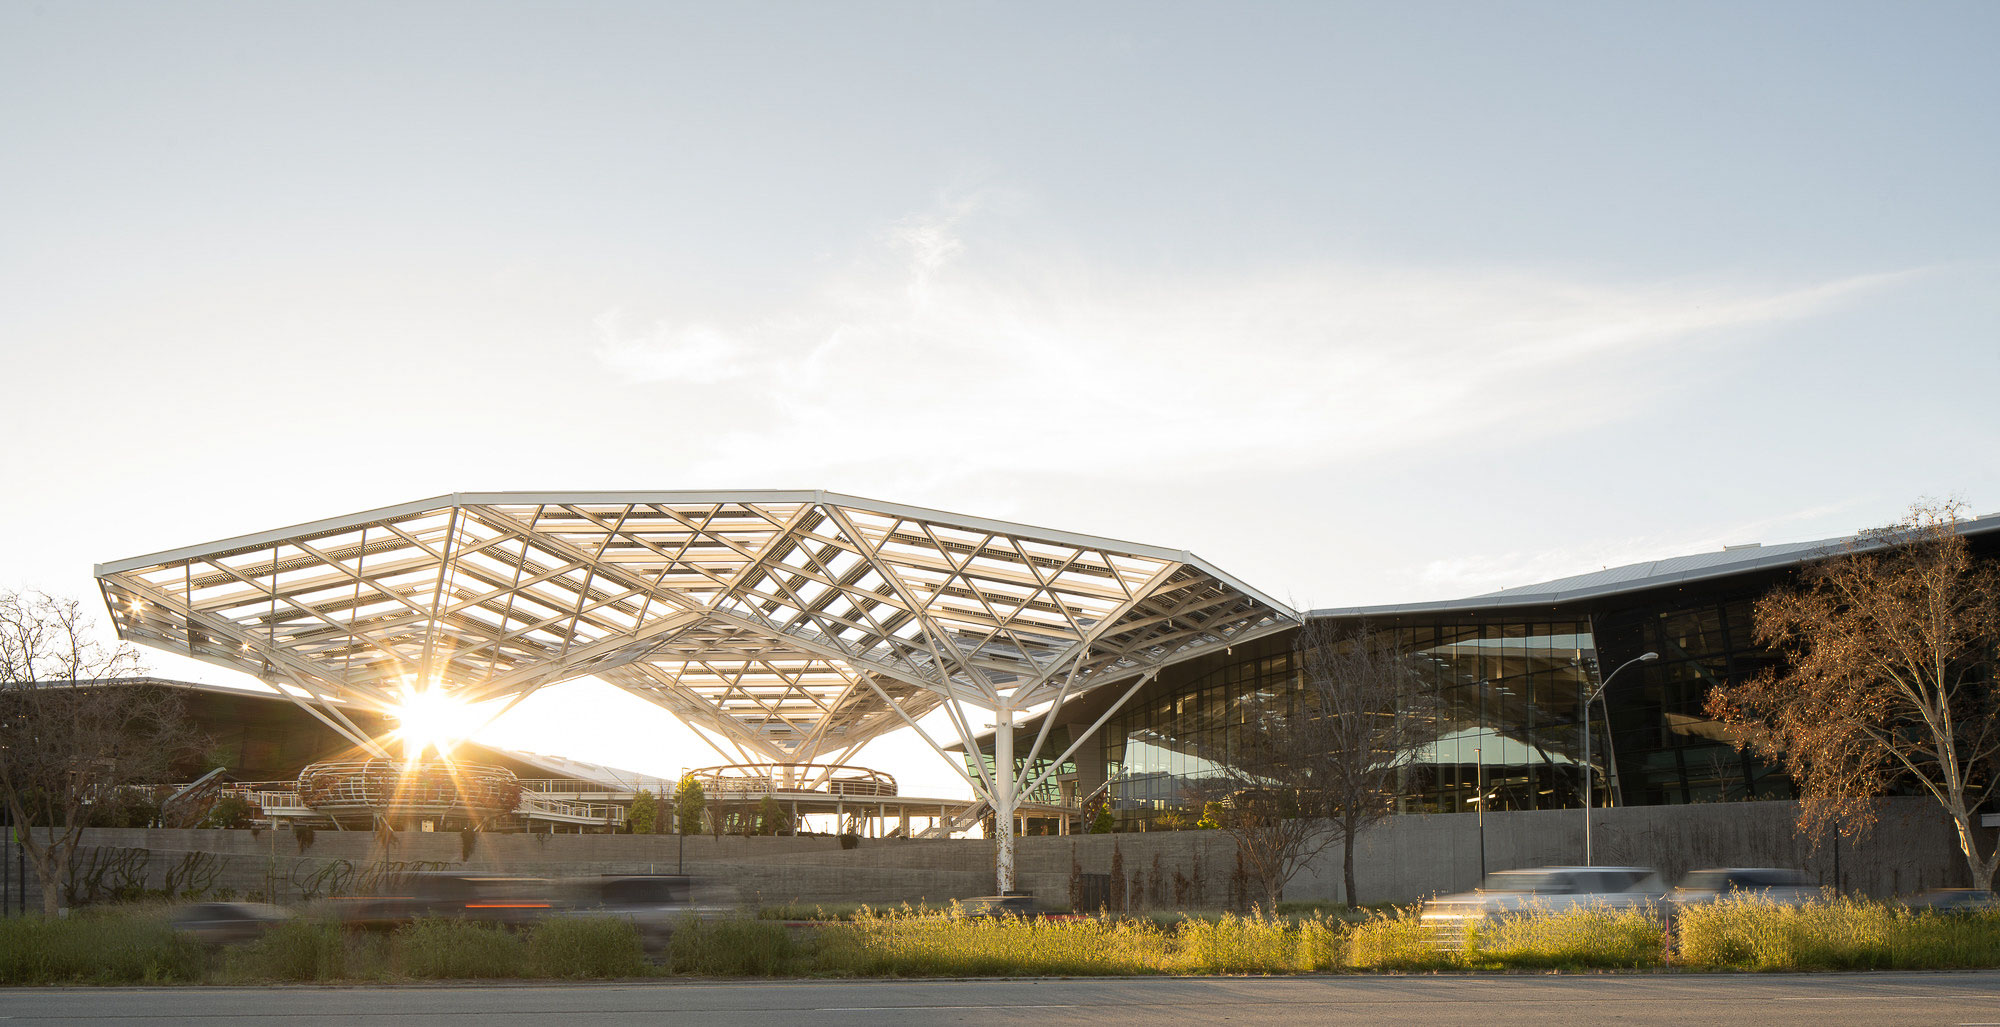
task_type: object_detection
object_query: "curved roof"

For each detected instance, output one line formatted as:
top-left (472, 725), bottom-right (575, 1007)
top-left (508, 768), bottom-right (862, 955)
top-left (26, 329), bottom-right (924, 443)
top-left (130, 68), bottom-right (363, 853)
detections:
top-left (96, 491), bottom-right (1296, 761)
top-left (1311, 512), bottom-right (2000, 618)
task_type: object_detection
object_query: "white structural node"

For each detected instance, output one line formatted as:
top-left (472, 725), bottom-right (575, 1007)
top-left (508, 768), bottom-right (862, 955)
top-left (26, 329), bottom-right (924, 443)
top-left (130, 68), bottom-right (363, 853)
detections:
top-left (96, 491), bottom-right (1297, 892)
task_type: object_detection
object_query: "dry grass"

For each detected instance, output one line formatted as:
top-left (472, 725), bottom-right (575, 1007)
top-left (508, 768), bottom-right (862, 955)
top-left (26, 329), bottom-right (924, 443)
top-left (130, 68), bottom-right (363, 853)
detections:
top-left (4, 895), bottom-right (1996, 981)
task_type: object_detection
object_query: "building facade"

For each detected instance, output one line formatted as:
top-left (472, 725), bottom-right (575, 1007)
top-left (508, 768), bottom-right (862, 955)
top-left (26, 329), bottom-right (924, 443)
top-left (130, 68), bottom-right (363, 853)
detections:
top-left (977, 519), bottom-right (2000, 828)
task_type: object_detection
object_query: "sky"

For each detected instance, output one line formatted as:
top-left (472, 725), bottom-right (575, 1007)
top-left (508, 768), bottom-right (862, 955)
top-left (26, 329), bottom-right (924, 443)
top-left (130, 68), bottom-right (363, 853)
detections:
top-left (3, 2), bottom-right (1997, 800)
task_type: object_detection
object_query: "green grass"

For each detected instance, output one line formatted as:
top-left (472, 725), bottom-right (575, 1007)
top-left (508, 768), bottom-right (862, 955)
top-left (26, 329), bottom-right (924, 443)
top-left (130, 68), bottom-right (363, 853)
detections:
top-left (667, 914), bottom-right (803, 975)
top-left (0, 908), bottom-right (207, 984)
top-left (393, 919), bottom-right (530, 979)
top-left (222, 917), bottom-right (378, 982)
top-left (529, 918), bottom-right (650, 978)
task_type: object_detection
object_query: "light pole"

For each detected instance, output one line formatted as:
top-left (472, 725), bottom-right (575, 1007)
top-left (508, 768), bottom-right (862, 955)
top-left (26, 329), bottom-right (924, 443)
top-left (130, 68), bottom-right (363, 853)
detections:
top-left (1583, 651), bottom-right (1657, 865)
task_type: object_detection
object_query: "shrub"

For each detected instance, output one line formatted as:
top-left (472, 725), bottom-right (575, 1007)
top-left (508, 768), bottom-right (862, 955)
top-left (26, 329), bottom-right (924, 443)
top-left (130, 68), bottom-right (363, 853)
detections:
top-left (626, 789), bottom-right (658, 835)
top-left (200, 795), bottom-right (253, 829)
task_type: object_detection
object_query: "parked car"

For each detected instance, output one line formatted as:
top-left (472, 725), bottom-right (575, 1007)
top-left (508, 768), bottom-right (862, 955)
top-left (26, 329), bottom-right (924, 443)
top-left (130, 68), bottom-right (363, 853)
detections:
top-left (1672, 867), bottom-right (1820, 907)
top-left (1421, 866), bottom-right (1666, 944)
top-left (1904, 888), bottom-right (2000, 913)
top-left (333, 873), bottom-right (560, 929)
top-left (167, 901), bottom-right (295, 944)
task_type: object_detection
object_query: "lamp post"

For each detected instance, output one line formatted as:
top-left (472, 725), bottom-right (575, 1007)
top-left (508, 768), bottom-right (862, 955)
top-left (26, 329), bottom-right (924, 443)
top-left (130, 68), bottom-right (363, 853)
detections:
top-left (1474, 746), bottom-right (1486, 883)
top-left (1583, 651), bottom-right (1657, 865)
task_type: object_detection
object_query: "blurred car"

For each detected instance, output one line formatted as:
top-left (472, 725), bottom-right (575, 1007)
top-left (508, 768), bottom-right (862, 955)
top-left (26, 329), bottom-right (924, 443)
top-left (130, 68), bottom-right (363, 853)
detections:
top-left (1904, 888), bottom-right (2000, 913)
top-left (956, 894), bottom-right (1036, 919)
top-left (168, 901), bottom-right (295, 944)
top-left (1421, 867), bottom-right (1666, 943)
top-left (1672, 867), bottom-right (1820, 907)
top-left (555, 874), bottom-right (731, 950)
top-left (333, 873), bottom-right (560, 929)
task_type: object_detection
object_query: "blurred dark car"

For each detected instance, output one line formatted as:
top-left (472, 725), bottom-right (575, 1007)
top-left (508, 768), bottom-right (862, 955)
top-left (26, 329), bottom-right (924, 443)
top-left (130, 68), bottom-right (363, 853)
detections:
top-left (1904, 888), bottom-right (2000, 913)
top-left (957, 894), bottom-right (1036, 919)
top-left (168, 901), bottom-right (295, 944)
top-left (334, 873), bottom-right (560, 929)
top-left (555, 874), bottom-right (727, 950)
top-left (1672, 868), bottom-right (1820, 907)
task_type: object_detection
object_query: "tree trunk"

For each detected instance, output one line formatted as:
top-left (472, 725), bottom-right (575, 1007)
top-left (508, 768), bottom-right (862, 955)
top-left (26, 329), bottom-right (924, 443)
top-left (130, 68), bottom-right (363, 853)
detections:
top-left (1948, 807), bottom-right (2000, 892)
top-left (38, 828), bottom-right (67, 918)
top-left (1342, 826), bottom-right (1359, 909)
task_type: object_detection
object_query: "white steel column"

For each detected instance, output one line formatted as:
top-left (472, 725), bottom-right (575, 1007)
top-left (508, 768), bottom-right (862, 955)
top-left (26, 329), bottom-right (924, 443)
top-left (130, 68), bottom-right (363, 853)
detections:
top-left (993, 705), bottom-right (1017, 894)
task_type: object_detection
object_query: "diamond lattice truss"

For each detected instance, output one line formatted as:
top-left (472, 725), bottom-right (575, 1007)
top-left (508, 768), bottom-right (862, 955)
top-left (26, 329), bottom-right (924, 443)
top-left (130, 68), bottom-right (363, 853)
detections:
top-left (95, 491), bottom-right (1298, 763)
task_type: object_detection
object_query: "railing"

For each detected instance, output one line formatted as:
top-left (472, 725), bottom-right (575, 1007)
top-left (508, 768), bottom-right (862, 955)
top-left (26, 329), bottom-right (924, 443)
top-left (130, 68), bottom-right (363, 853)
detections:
top-left (518, 794), bottom-right (626, 825)
top-left (247, 790), bottom-right (310, 816)
top-left (688, 762), bottom-right (898, 797)
top-left (515, 778), bottom-right (673, 796)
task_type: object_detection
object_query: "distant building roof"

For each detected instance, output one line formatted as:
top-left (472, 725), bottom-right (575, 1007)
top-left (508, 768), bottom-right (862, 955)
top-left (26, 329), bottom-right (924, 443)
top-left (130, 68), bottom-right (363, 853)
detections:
top-left (1312, 512), bottom-right (2000, 618)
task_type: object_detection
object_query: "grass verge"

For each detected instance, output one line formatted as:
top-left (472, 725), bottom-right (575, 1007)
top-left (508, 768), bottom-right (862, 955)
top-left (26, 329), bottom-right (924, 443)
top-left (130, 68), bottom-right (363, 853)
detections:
top-left (1, 897), bottom-right (1995, 982)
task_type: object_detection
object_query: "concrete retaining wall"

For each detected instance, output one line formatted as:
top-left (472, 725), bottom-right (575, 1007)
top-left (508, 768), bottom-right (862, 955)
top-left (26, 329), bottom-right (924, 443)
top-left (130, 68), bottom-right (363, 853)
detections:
top-left (15, 797), bottom-right (1984, 911)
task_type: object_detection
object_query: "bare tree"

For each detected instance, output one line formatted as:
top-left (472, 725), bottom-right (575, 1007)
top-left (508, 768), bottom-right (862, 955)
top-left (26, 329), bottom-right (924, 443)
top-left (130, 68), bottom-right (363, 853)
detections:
top-left (1195, 621), bottom-right (1437, 908)
top-left (1707, 501), bottom-right (2000, 891)
top-left (0, 590), bottom-right (199, 915)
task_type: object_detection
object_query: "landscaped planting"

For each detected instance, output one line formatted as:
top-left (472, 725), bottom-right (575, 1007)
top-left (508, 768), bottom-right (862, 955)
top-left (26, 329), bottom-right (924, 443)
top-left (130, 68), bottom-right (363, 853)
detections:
top-left (0, 897), bottom-right (1995, 984)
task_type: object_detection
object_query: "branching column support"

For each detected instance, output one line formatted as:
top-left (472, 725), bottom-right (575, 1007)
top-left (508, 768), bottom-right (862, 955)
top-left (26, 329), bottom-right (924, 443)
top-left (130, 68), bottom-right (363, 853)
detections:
top-left (992, 703), bottom-right (1018, 895)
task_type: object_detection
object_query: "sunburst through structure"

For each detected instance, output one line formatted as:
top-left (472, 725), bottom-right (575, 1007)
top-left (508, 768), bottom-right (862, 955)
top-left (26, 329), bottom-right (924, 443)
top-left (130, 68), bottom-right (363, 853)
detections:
top-left (96, 490), bottom-right (1297, 890)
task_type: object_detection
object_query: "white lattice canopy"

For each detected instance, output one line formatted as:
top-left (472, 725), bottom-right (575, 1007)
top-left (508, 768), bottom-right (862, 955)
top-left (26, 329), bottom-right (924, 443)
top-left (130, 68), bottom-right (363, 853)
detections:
top-left (96, 492), bottom-right (1297, 765)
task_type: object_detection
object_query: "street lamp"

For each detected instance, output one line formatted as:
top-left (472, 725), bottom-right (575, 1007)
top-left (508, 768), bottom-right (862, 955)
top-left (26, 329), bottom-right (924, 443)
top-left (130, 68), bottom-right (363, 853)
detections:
top-left (1582, 651), bottom-right (1657, 865)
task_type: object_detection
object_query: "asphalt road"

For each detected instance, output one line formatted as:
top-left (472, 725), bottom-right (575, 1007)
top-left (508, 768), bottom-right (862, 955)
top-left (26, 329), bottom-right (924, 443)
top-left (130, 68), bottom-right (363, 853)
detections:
top-left (6, 973), bottom-right (2000, 1026)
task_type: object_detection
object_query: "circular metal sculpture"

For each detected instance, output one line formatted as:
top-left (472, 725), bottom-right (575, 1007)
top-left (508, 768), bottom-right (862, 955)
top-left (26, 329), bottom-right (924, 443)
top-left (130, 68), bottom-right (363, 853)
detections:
top-left (688, 762), bottom-right (897, 797)
top-left (296, 758), bottom-right (522, 828)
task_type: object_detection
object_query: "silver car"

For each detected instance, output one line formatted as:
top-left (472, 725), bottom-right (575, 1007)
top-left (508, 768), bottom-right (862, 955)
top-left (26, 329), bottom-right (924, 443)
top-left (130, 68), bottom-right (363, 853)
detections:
top-left (1421, 866), bottom-right (1666, 944)
top-left (1672, 867), bottom-right (1820, 907)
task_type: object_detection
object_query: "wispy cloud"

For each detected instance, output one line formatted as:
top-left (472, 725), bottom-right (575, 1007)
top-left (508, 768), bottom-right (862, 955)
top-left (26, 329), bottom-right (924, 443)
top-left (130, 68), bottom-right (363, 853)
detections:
top-left (1415, 499), bottom-right (1872, 598)
top-left (590, 197), bottom-right (1909, 485)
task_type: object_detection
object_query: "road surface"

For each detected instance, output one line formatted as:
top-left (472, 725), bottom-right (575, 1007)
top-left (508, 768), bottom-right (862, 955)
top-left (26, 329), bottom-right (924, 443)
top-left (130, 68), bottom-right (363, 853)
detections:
top-left (6, 972), bottom-right (2000, 1025)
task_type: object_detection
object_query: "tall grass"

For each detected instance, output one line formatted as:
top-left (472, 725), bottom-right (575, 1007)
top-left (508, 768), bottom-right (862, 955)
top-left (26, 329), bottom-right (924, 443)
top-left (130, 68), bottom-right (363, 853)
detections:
top-left (1469, 904), bottom-right (1666, 969)
top-left (1175, 911), bottom-right (1343, 973)
top-left (0, 910), bottom-right (206, 984)
top-left (393, 919), bottom-right (530, 979)
top-left (1345, 907), bottom-right (1459, 971)
top-left (3, 896), bottom-right (1996, 981)
top-left (814, 906), bottom-right (1171, 976)
top-left (223, 917), bottom-right (377, 982)
top-left (530, 918), bottom-right (649, 978)
top-left (667, 914), bottom-right (802, 975)
top-left (1676, 897), bottom-right (2000, 971)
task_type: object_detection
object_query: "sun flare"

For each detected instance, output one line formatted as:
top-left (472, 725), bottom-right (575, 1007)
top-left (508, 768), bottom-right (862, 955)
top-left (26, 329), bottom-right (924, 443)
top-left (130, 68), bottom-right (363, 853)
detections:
top-left (389, 686), bottom-right (481, 761)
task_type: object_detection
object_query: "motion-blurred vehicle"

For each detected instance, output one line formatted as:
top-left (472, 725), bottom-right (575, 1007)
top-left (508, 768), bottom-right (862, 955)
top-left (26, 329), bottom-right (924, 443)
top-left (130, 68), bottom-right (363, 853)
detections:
top-left (555, 874), bottom-right (729, 950)
top-left (1420, 866), bottom-right (1666, 944)
top-left (1671, 867), bottom-right (1820, 907)
top-left (333, 873), bottom-right (559, 929)
top-left (168, 901), bottom-right (295, 944)
top-left (1904, 888), bottom-right (2000, 913)
top-left (956, 894), bottom-right (1036, 919)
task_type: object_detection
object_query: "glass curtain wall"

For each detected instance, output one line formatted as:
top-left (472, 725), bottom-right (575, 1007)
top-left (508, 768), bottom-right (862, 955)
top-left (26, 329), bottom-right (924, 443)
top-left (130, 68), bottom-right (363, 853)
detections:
top-left (1101, 620), bottom-right (1606, 821)
top-left (1592, 598), bottom-right (1795, 805)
